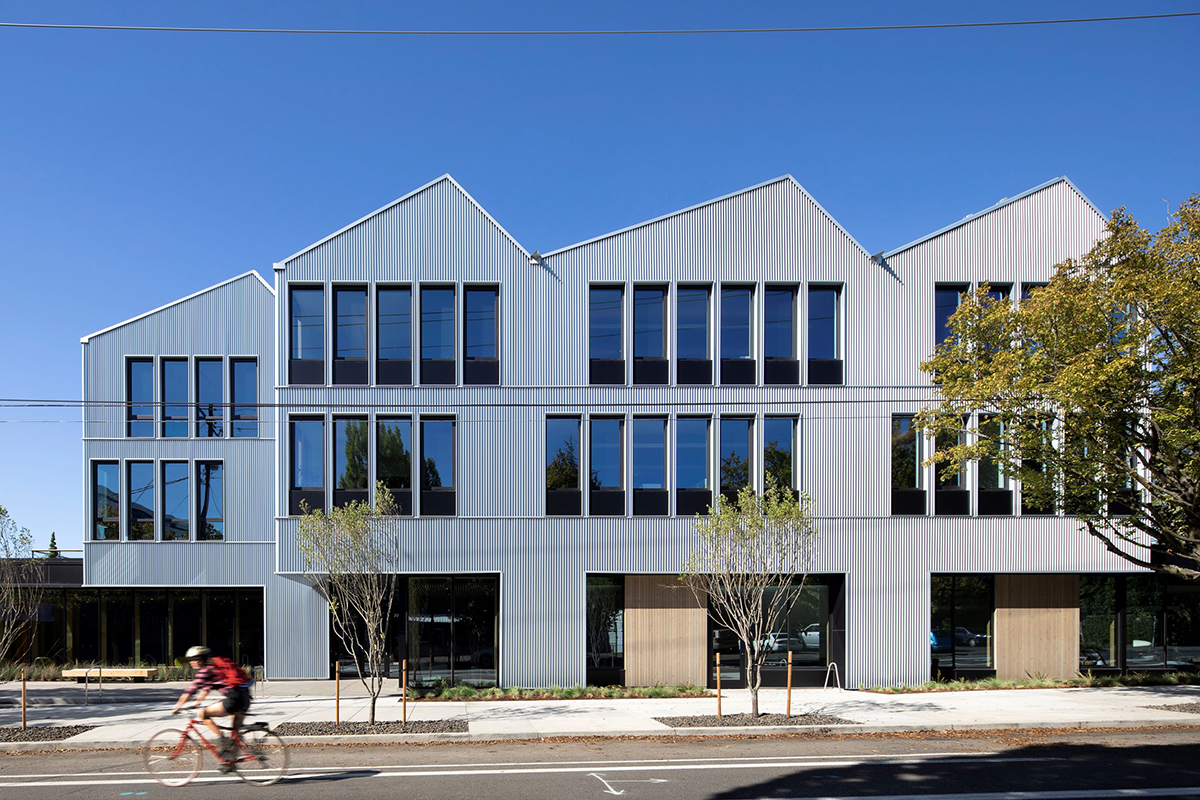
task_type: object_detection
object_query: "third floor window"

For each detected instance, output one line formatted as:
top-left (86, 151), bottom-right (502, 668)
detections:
top-left (676, 286), bottom-right (712, 385)
top-left (721, 286), bottom-right (755, 385)
top-left (161, 358), bottom-right (189, 438)
top-left (633, 286), bottom-right (668, 385)
top-left (195, 358), bottom-right (223, 438)
top-left (333, 286), bottom-right (368, 385)
top-left (764, 286), bottom-right (798, 385)
top-left (376, 286), bottom-right (412, 385)
top-left (127, 358), bottom-right (154, 438)
top-left (421, 287), bottom-right (456, 385)
top-left (230, 358), bottom-right (257, 438)
top-left (464, 286), bottom-right (500, 385)
top-left (289, 287), bottom-right (324, 385)
top-left (589, 286), bottom-right (625, 385)
top-left (808, 285), bottom-right (843, 385)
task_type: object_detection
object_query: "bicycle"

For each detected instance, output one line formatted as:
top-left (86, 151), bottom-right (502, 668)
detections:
top-left (142, 714), bottom-right (289, 787)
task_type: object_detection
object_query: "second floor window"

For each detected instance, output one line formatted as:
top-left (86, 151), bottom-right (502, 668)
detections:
top-left (93, 462), bottom-right (120, 540)
top-left (334, 418), bottom-right (369, 492)
top-left (128, 461), bottom-right (155, 540)
top-left (161, 358), bottom-right (188, 437)
top-left (377, 417), bottom-right (412, 515)
top-left (420, 418), bottom-right (456, 516)
top-left (291, 418), bottom-right (325, 492)
top-left (891, 415), bottom-right (926, 515)
top-left (631, 417), bottom-right (667, 490)
top-left (590, 417), bottom-right (624, 491)
top-left (546, 417), bottom-right (581, 490)
top-left (196, 461), bottom-right (224, 541)
top-left (230, 358), bottom-right (257, 438)
top-left (764, 417), bottom-right (795, 490)
top-left (720, 417), bottom-right (752, 495)
top-left (195, 358), bottom-right (223, 437)
top-left (127, 358), bottom-right (154, 438)
top-left (162, 462), bottom-right (189, 541)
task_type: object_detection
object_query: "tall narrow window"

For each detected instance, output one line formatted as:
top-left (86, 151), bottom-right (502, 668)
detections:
top-left (934, 284), bottom-right (968, 348)
top-left (289, 418), bottom-right (325, 515)
top-left (676, 418), bottom-right (711, 516)
top-left (720, 286), bottom-right (755, 384)
top-left (934, 424), bottom-right (969, 515)
top-left (589, 286), bottom-right (625, 385)
top-left (93, 462), bottom-right (120, 540)
top-left (676, 286), bottom-right (712, 384)
top-left (333, 286), bottom-right (368, 385)
top-left (420, 418), bottom-right (456, 516)
top-left (891, 415), bottom-right (925, 515)
top-left (420, 287), bottom-right (456, 385)
top-left (589, 417), bottom-right (625, 515)
top-left (196, 461), bottom-right (224, 540)
top-left (808, 285), bottom-right (843, 385)
top-left (546, 416), bottom-right (582, 516)
top-left (195, 358), bottom-right (223, 437)
top-left (128, 461), bottom-right (155, 540)
top-left (289, 286), bottom-right (325, 385)
top-left (719, 418), bottom-right (752, 499)
top-left (377, 417), bottom-right (412, 515)
top-left (1021, 416), bottom-right (1055, 516)
top-left (764, 286), bottom-right (799, 385)
top-left (161, 358), bottom-right (188, 437)
top-left (127, 358), bottom-right (154, 437)
top-left (464, 286), bottom-right (500, 385)
top-left (633, 286), bottom-right (668, 385)
top-left (377, 286), bottom-right (412, 385)
top-left (632, 417), bottom-right (668, 515)
top-left (162, 462), bottom-right (189, 541)
top-left (977, 416), bottom-right (1012, 515)
top-left (333, 417), bottom-right (368, 507)
top-left (764, 417), bottom-right (796, 491)
top-left (230, 358), bottom-right (257, 438)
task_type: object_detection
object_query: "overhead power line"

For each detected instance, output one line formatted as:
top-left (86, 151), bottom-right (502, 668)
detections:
top-left (1, 12), bottom-right (1198, 37)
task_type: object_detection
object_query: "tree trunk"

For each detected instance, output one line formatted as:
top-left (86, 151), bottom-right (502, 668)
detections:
top-left (747, 643), bottom-right (760, 717)
top-left (368, 689), bottom-right (377, 724)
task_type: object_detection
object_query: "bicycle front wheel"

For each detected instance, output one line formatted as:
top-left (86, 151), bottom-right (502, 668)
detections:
top-left (236, 729), bottom-right (289, 786)
top-left (143, 728), bottom-right (203, 787)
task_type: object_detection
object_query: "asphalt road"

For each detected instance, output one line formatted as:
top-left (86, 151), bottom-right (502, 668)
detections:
top-left (2, 727), bottom-right (1200, 799)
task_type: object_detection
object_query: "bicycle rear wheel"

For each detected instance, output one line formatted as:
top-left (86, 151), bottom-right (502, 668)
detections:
top-left (143, 728), bottom-right (203, 787)
top-left (236, 729), bottom-right (289, 786)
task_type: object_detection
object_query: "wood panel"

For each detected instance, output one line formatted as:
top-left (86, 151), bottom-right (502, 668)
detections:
top-left (624, 576), bottom-right (708, 686)
top-left (995, 574), bottom-right (1080, 680)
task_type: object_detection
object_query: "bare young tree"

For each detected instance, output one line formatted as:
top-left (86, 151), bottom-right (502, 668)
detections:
top-left (295, 483), bottom-right (399, 724)
top-left (0, 505), bottom-right (43, 665)
top-left (679, 482), bottom-right (818, 717)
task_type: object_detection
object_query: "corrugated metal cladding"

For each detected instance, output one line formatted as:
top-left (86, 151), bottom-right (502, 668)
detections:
top-left (85, 174), bottom-right (1142, 685)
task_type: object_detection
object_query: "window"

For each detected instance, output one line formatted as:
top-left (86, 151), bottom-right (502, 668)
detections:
top-left (632, 417), bottom-right (667, 515)
top-left (1021, 282), bottom-right (1047, 302)
top-left (764, 417), bottom-right (796, 491)
top-left (808, 285), bottom-right (843, 385)
top-left (333, 417), bottom-right (368, 506)
top-left (289, 286), bottom-right (325, 384)
top-left (589, 417), bottom-right (625, 515)
top-left (719, 417), bottom-right (752, 497)
top-left (289, 418), bottom-right (325, 515)
top-left (333, 286), bottom-right (368, 385)
top-left (126, 358), bottom-right (154, 437)
top-left (420, 418), bottom-right (456, 515)
top-left (676, 286), bottom-right (712, 384)
top-left (633, 286), bottom-right (668, 384)
top-left (764, 286), bottom-right (798, 385)
top-left (128, 461), bottom-right (155, 540)
top-left (196, 462), bottom-right (224, 540)
top-left (1020, 416), bottom-right (1055, 516)
top-left (934, 423), bottom-right (969, 515)
top-left (420, 287), bottom-right (456, 385)
top-left (931, 575), bottom-right (995, 677)
top-left (161, 358), bottom-right (188, 437)
top-left (162, 462), bottom-right (189, 541)
top-left (93, 462), bottom-right (120, 540)
top-left (721, 286), bottom-right (755, 384)
top-left (676, 418), bottom-right (711, 516)
top-left (892, 415), bottom-right (925, 515)
top-left (589, 286), bottom-right (625, 384)
top-left (230, 358), bottom-right (257, 438)
top-left (464, 286), bottom-right (499, 385)
top-left (585, 575), bottom-right (625, 685)
top-left (978, 416), bottom-right (1012, 515)
top-left (985, 283), bottom-right (1011, 304)
top-left (546, 416), bottom-right (582, 516)
top-left (195, 358), bottom-right (223, 437)
top-left (377, 286), bottom-right (412, 385)
top-left (377, 417), bottom-right (412, 515)
top-left (935, 284), bottom-right (969, 347)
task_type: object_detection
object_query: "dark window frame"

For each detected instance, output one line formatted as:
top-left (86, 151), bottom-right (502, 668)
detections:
top-left (126, 356), bottom-right (155, 438)
top-left (376, 284), bottom-right (413, 385)
top-left (463, 284), bottom-right (501, 385)
top-left (763, 416), bottom-right (797, 491)
top-left (289, 416), bottom-right (326, 516)
top-left (807, 283), bottom-right (844, 385)
top-left (160, 460), bottom-right (190, 542)
top-left (333, 416), bottom-right (370, 508)
top-left (720, 284), bottom-right (756, 385)
top-left (589, 284), bottom-right (626, 385)
top-left (420, 285), bottom-right (458, 385)
top-left (934, 283), bottom-right (971, 350)
top-left (127, 460), bottom-right (156, 541)
top-left (229, 357), bottom-right (258, 438)
top-left (589, 415), bottom-right (626, 516)
top-left (419, 416), bottom-right (457, 517)
top-left (719, 416), bottom-right (754, 496)
top-left (332, 284), bottom-right (369, 361)
top-left (160, 357), bottom-right (189, 438)
top-left (764, 284), bottom-right (798, 360)
top-left (92, 460), bottom-right (120, 541)
top-left (546, 415), bottom-right (583, 516)
top-left (376, 415), bottom-right (414, 516)
top-left (289, 284), bottom-right (326, 385)
top-left (196, 460), bottom-right (224, 541)
top-left (195, 357), bottom-right (224, 438)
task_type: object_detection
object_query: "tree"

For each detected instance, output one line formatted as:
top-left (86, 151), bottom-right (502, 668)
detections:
top-left (47, 532), bottom-right (60, 558)
top-left (295, 483), bottom-right (400, 724)
top-left (1, 505), bottom-right (43, 663)
top-left (679, 481), bottom-right (818, 716)
top-left (918, 196), bottom-right (1200, 580)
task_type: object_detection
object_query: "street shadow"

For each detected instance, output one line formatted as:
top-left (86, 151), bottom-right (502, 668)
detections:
top-left (285, 769), bottom-right (382, 783)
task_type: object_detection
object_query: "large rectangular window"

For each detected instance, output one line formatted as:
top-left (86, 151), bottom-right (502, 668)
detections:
top-left (632, 417), bottom-right (667, 515)
top-left (764, 417), bottom-right (796, 491)
top-left (377, 417), bottom-right (412, 515)
top-left (377, 286), bottom-right (412, 385)
top-left (808, 285), bottom-right (843, 385)
top-left (935, 284), bottom-right (968, 348)
top-left (931, 575), bottom-right (995, 678)
top-left (977, 416), bottom-right (1012, 515)
top-left (589, 417), bottom-right (625, 515)
top-left (161, 461), bottom-right (189, 541)
top-left (93, 462), bottom-right (120, 540)
top-left (196, 461), bottom-right (224, 541)
top-left (676, 286), bottom-right (712, 384)
top-left (127, 461), bottom-right (155, 540)
top-left (195, 358), bottom-right (223, 437)
top-left (333, 286), bottom-right (368, 385)
top-left (589, 286), bottom-right (625, 384)
top-left (420, 286), bottom-right (456, 385)
top-left (420, 418), bottom-right (456, 515)
top-left (633, 286), bottom-right (668, 385)
top-left (230, 358), bottom-right (257, 438)
top-left (289, 418), bottom-right (325, 515)
top-left (719, 417), bottom-right (752, 499)
top-left (721, 286), bottom-right (755, 384)
top-left (585, 575), bottom-right (625, 685)
top-left (333, 417), bottom-right (368, 507)
top-left (126, 357), bottom-right (154, 437)
top-left (764, 286), bottom-right (798, 385)
top-left (463, 286), bottom-right (499, 385)
top-left (676, 418), bottom-right (711, 516)
top-left (934, 424), bottom-right (969, 515)
top-left (546, 416), bottom-right (582, 516)
top-left (289, 286), bottom-right (325, 384)
top-left (161, 358), bottom-right (188, 437)
top-left (891, 415), bottom-right (925, 515)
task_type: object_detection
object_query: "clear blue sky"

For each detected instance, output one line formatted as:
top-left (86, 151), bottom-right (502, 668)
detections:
top-left (2, 1), bottom-right (1197, 550)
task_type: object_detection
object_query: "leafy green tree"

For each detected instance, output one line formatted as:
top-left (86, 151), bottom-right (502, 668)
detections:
top-left (918, 196), bottom-right (1200, 580)
top-left (0, 505), bottom-right (43, 662)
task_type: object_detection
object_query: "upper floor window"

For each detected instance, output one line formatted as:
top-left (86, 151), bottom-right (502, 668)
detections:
top-left (195, 358), bottom-right (223, 438)
top-left (126, 358), bottom-right (154, 438)
top-left (1021, 282), bottom-right (1047, 302)
top-left (128, 461), bottom-right (155, 540)
top-left (334, 417), bottom-right (369, 506)
top-left (632, 417), bottom-right (668, 515)
top-left (92, 461), bottom-right (120, 541)
top-left (377, 417), bottom-right (413, 515)
top-left (934, 284), bottom-right (969, 348)
top-left (934, 422), bottom-right (969, 516)
top-left (420, 417), bottom-right (456, 516)
top-left (721, 286), bottom-right (755, 385)
top-left (676, 417), bottom-right (712, 516)
top-left (289, 417), bottom-right (325, 515)
top-left (377, 286), bottom-right (413, 385)
top-left (546, 416), bottom-right (582, 516)
top-left (764, 417), bottom-right (796, 490)
top-left (333, 286), bottom-right (368, 385)
top-left (891, 415), bottom-right (925, 515)
top-left (808, 285), bottom-right (843, 385)
top-left (196, 461), bottom-right (224, 541)
top-left (719, 417), bottom-right (752, 497)
top-left (464, 286), bottom-right (500, 385)
top-left (161, 358), bottom-right (188, 438)
top-left (985, 283), bottom-right (1012, 304)
top-left (230, 358), bottom-right (257, 438)
top-left (589, 286), bottom-right (625, 385)
top-left (676, 286), bottom-right (712, 385)
top-left (289, 287), bottom-right (325, 385)
top-left (420, 287), bottom-right (456, 385)
top-left (589, 417), bottom-right (625, 515)
top-left (978, 416), bottom-right (1013, 516)
top-left (162, 461), bottom-right (190, 541)
top-left (764, 286), bottom-right (798, 385)
top-left (633, 286), bottom-right (668, 385)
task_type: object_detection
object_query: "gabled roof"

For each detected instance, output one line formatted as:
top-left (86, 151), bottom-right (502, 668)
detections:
top-left (274, 174), bottom-right (529, 268)
top-left (543, 175), bottom-right (870, 259)
top-left (80, 270), bottom-right (273, 343)
top-left (882, 176), bottom-right (1106, 259)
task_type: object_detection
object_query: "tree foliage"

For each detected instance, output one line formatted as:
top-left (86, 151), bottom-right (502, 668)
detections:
top-left (918, 196), bottom-right (1200, 580)
top-left (0, 505), bottom-right (43, 663)
top-left (679, 481), bottom-right (818, 716)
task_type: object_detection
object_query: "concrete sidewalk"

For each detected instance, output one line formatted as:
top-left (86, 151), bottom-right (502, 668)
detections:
top-left (3, 682), bottom-right (1200, 751)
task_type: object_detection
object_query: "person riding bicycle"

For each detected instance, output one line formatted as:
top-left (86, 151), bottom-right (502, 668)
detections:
top-left (170, 645), bottom-right (253, 769)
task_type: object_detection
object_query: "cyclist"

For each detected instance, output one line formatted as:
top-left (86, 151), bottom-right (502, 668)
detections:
top-left (170, 645), bottom-right (253, 770)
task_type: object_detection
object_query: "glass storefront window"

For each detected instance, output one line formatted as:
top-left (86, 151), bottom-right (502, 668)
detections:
top-left (1126, 575), bottom-right (1167, 669)
top-left (1080, 576), bottom-right (1117, 668)
top-left (930, 575), bottom-right (994, 675)
top-left (586, 576), bottom-right (625, 674)
top-left (407, 576), bottom-right (499, 687)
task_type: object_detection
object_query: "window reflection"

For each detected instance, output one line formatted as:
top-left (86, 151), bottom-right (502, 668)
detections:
top-left (676, 419), bottom-right (710, 490)
top-left (377, 287), bottom-right (412, 360)
top-left (546, 417), bottom-right (581, 490)
top-left (808, 287), bottom-right (840, 360)
top-left (196, 358), bottom-right (223, 437)
top-left (128, 462), bottom-right (155, 540)
top-left (764, 287), bottom-right (796, 359)
top-left (764, 418), bottom-right (795, 490)
top-left (633, 287), bottom-right (666, 359)
top-left (421, 419), bottom-right (455, 490)
top-left (162, 462), bottom-right (189, 541)
top-left (196, 462), bottom-right (223, 541)
top-left (590, 287), bottom-right (624, 360)
top-left (421, 288), bottom-right (456, 361)
top-left (720, 418), bottom-right (752, 492)
top-left (721, 287), bottom-right (753, 360)
top-left (677, 287), bottom-right (710, 359)
top-left (590, 418), bottom-right (624, 490)
top-left (290, 288), bottom-right (324, 360)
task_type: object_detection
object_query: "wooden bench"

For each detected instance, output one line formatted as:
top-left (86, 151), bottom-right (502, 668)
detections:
top-left (62, 667), bottom-right (158, 683)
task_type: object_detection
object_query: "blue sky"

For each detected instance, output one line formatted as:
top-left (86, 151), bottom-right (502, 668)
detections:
top-left (1, 1), bottom-right (1198, 549)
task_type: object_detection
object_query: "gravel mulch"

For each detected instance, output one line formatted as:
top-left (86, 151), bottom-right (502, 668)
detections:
top-left (1147, 702), bottom-right (1200, 715)
top-left (655, 713), bottom-right (856, 728)
top-left (0, 725), bottom-right (96, 742)
top-left (273, 720), bottom-right (468, 736)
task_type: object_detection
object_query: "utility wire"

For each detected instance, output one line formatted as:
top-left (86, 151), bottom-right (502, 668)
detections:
top-left (1, 12), bottom-right (1197, 37)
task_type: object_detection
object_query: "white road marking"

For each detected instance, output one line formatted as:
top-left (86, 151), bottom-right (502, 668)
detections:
top-left (588, 773), bottom-right (669, 795)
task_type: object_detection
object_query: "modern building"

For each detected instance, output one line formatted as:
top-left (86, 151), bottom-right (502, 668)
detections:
top-left (64, 174), bottom-right (1199, 686)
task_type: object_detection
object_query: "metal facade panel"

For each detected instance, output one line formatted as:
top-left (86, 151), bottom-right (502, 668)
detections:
top-left (84, 542), bottom-right (274, 586)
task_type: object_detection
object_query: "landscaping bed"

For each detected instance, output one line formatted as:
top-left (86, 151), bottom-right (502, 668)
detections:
top-left (1147, 702), bottom-right (1200, 715)
top-left (273, 720), bottom-right (468, 736)
top-left (655, 713), bottom-right (856, 728)
top-left (0, 725), bottom-right (96, 742)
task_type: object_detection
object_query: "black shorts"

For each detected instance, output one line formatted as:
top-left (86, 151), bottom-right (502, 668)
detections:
top-left (222, 686), bottom-right (251, 715)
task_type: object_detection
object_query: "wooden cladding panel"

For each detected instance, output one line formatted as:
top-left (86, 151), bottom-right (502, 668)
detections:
top-left (995, 574), bottom-right (1080, 680)
top-left (624, 575), bottom-right (707, 687)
